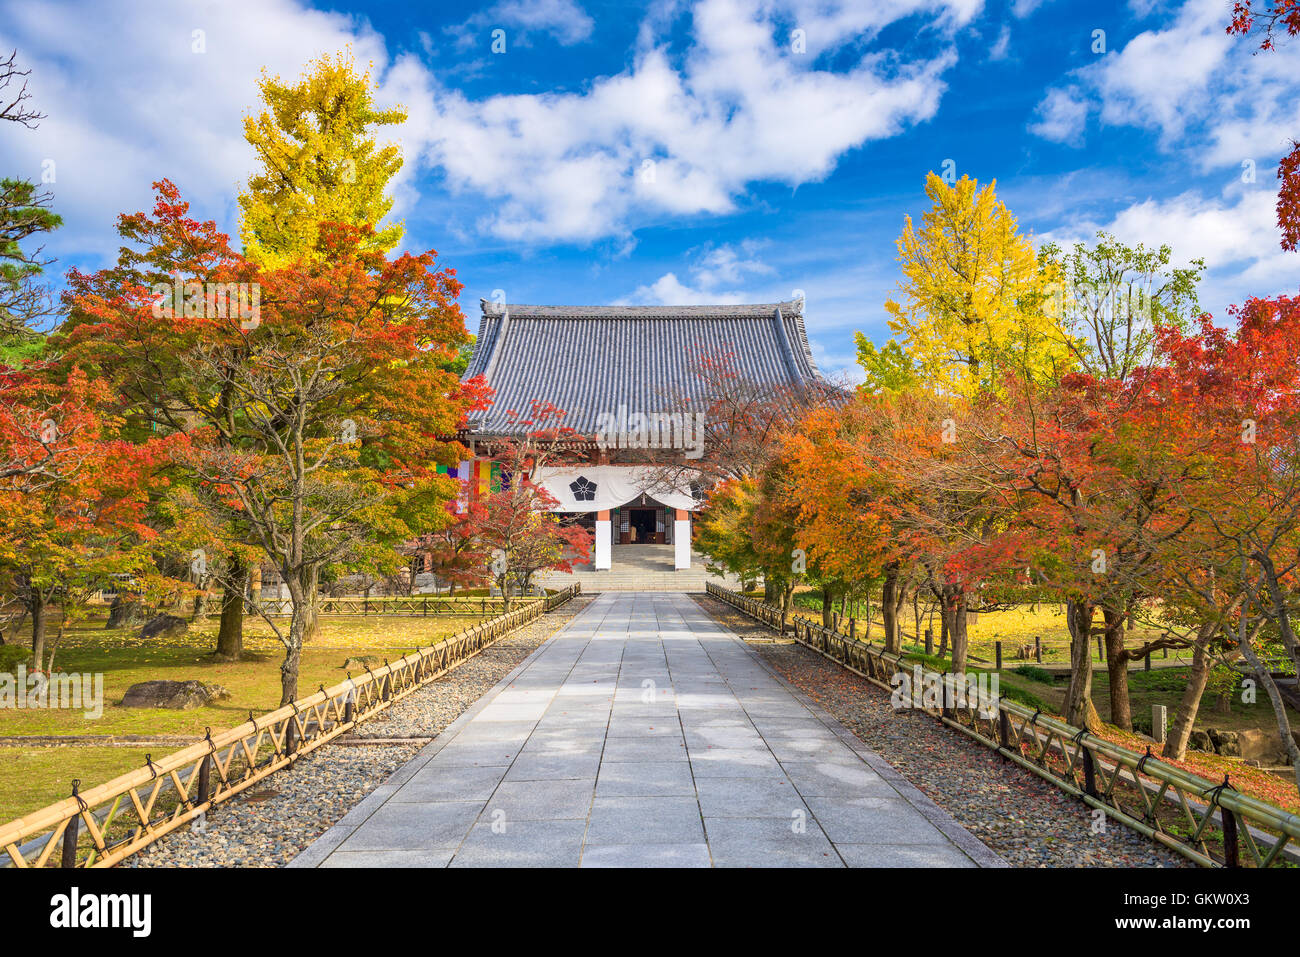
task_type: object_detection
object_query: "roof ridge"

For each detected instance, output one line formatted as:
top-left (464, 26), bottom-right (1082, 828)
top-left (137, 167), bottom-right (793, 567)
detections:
top-left (478, 299), bottom-right (804, 318)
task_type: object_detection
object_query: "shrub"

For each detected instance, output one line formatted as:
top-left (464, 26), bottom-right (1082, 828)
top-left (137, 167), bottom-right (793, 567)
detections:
top-left (1013, 664), bottom-right (1053, 683)
top-left (0, 644), bottom-right (31, 674)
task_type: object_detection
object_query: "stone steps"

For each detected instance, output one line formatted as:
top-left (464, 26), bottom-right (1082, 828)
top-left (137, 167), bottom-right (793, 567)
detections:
top-left (541, 546), bottom-right (742, 593)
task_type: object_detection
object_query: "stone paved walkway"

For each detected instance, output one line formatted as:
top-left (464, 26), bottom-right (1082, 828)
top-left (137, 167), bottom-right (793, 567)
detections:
top-left (290, 593), bottom-right (1003, 868)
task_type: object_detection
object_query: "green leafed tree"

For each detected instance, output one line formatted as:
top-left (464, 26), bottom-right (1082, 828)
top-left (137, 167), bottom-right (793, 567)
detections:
top-left (0, 51), bottom-right (61, 340)
top-left (853, 334), bottom-right (917, 395)
top-left (1039, 231), bottom-right (1204, 381)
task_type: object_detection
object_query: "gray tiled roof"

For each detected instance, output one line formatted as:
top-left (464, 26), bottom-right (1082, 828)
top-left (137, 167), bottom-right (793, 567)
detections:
top-left (462, 299), bottom-right (828, 434)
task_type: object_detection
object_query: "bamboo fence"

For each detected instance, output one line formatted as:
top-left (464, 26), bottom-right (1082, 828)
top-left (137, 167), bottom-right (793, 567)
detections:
top-left (707, 582), bottom-right (1300, 868)
top-left (0, 585), bottom-right (580, 869)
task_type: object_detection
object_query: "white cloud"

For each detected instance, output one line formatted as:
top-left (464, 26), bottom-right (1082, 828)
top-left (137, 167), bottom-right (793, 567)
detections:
top-left (989, 24), bottom-right (1011, 60)
top-left (1011, 0), bottom-right (1050, 17)
top-left (691, 240), bottom-right (772, 286)
top-left (625, 272), bottom-right (751, 305)
top-left (0, 0), bottom-right (981, 258)
top-left (1039, 184), bottom-right (1299, 317)
top-left (1030, 0), bottom-right (1300, 172)
top-left (0, 0), bottom-right (400, 261)
top-left (419, 0), bottom-right (975, 243)
top-left (1029, 87), bottom-right (1089, 145)
top-left (622, 239), bottom-right (773, 304)
top-left (447, 0), bottom-right (594, 49)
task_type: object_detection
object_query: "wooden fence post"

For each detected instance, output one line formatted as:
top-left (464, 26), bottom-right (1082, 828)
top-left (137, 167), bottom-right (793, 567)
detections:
top-left (61, 781), bottom-right (82, 868)
top-left (1035, 636), bottom-right (1042, 663)
top-left (995, 640), bottom-right (1003, 670)
top-left (924, 628), bottom-right (933, 656)
top-left (1222, 805), bottom-right (1240, 868)
top-left (196, 755), bottom-right (211, 807)
top-left (1082, 746), bottom-right (1098, 797)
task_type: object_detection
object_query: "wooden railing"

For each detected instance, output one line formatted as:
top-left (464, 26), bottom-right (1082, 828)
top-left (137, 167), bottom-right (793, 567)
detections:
top-left (0, 585), bottom-right (580, 869)
top-left (251, 595), bottom-right (544, 617)
top-left (706, 582), bottom-right (1300, 868)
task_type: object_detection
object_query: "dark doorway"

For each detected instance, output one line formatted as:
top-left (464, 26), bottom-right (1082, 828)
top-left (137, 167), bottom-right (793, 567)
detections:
top-left (628, 508), bottom-right (658, 544)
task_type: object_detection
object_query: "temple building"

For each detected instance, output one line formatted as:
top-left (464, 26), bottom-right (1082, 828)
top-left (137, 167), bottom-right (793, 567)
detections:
top-left (457, 298), bottom-right (830, 577)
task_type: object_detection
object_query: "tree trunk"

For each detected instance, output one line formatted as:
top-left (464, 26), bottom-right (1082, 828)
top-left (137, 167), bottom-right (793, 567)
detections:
top-left (821, 587), bottom-right (833, 629)
top-left (30, 591), bottom-right (47, 672)
top-left (882, 564), bottom-right (902, 654)
top-left (215, 559), bottom-right (247, 660)
top-left (912, 590), bottom-right (921, 649)
top-left (780, 583), bottom-right (793, 633)
top-left (1234, 615), bottom-right (1300, 790)
top-left (302, 565), bottom-right (321, 642)
top-left (1102, 603), bottom-right (1132, 730)
top-left (1164, 622), bottom-right (1216, 760)
top-left (942, 591), bottom-right (969, 673)
top-left (280, 627), bottom-right (303, 707)
top-left (938, 609), bottom-right (948, 658)
top-left (1064, 599), bottom-right (1101, 731)
top-left (279, 575), bottom-right (308, 706)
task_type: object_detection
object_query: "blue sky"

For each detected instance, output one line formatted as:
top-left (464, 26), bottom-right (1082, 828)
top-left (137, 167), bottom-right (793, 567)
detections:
top-left (2, 0), bottom-right (1298, 381)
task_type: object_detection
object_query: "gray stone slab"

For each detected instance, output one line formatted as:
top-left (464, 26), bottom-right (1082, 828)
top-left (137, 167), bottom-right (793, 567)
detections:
top-left (336, 801), bottom-right (484, 852)
top-left (587, 796), bottom-right (705, 844)
top-left (804, 794), bottom-right (952, 844)
top-left (833, 843), bottom-right (977, 867)
top-left (504, 749), bottom-right (602, 781)
top-left (704, 817), bottom-right (843, 868)
top-left (764, 738), bottom-right (864, 763)
top-left (485, 779), bottom-right (595, 820)
top-left (695, 776), bottom-right (809, 818)
top-left (684, 726), bottom-right (766, 750)
top-left (781, 759), bottom-right (895, 797)
top-left (690, 747), bottom-right (786, 778)
top-left (600, 735), bottom-right (689, 763)
top-left (320, 848), bottom-right (455, 868)
top-left (452, 720), bottom-right (539, 743)
top-left (596, 761), bottom-right (696, 797)
top-left (606, 716), bottom-right (683, 738)
top-left (450, 820), bottom-right (586, 868)
top-left (390, 765), bottom-right (509, 804)
top-left (582, 843), bottom-right (712, 868)
top-left (297, 592), bottom-right (1001, 869)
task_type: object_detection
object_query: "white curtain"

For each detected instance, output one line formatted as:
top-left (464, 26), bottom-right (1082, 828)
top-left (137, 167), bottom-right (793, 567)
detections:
top-left (531, 466), bottom-right (698, 513)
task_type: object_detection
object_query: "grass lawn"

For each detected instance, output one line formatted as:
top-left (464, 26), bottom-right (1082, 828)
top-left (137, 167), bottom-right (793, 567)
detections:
top-left (0, 611), bottom-right (482, 822)
top-left (789, 595), bottom-right (1183, 666)
top-left (0, 747), bottom-right (158, 822)
top-left (774, 593), bottom-right (1300, 813)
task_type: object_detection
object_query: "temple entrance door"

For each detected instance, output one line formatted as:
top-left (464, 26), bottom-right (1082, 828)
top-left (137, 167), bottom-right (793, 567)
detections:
top-left (628, 508), bottom-right (659, 544)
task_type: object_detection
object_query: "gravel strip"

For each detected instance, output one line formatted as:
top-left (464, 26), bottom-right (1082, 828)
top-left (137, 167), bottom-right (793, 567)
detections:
top-left (126, 597), bottom-right (593, 868)
top-left (694, 595), bottom-right (1189, 868)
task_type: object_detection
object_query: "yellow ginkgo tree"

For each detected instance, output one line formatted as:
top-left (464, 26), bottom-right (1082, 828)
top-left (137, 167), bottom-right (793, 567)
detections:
top-left (238, 49), bottom-right (407, 267)
top-left (884, 173), bottom-right (1072, 398)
